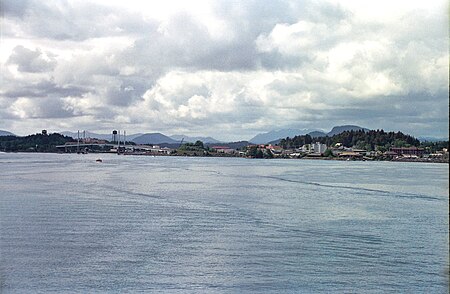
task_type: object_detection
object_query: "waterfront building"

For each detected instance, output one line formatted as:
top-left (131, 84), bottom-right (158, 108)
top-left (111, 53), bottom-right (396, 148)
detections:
top-left (211, 146), bottom-right (235, 154)
top-left (311, 142), bottom-right (327, 154)
top-left (389, 147), bottom-right (425, 156)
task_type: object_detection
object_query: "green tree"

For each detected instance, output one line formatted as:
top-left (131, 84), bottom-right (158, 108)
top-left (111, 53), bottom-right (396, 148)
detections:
top-left (194, 140), bottom-right (204, 149)
top-left (323, 149), bottom-right (333, 157)
top-left (265, 149), bottom-right (274, 158)
top-left (255, 149), bottom-right (264, 158)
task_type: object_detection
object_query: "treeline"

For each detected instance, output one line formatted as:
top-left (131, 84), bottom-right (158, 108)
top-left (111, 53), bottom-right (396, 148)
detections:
top-left (0, 133), bottom-right (74, 152)
top-left (279, 130), bottom-right (427, 152)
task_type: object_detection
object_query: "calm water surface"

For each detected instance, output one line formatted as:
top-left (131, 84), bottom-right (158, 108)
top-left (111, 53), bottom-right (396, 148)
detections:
top-left (0, 153), bottom-right (448, 293)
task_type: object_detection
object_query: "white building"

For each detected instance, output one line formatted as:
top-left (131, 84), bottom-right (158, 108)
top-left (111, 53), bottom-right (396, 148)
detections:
top-left (311, 142), bottom-right (327, 154)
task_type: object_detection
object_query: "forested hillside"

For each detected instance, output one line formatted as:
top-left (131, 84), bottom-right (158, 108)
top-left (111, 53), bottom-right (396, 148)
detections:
top-left (279, 130), bottom-right (427, 152)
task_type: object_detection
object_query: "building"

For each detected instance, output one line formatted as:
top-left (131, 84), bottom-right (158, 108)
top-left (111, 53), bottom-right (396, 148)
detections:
top-left (338, 151), bottom-right (363, 159)
top-left (311, 142), bottom-right (327, 154)
top-left (211, 146), bottom-right (235, 154)
top-left (301, 144), bottom-right (311, 153)
top-left (266, 145), bottom-right (283, 155)
top-left (390, 147), bottom-right (424, 157)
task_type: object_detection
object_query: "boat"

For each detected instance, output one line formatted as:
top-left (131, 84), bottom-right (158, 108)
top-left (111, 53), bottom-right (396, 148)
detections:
top-left (95, 158), bottom-right (103, 162)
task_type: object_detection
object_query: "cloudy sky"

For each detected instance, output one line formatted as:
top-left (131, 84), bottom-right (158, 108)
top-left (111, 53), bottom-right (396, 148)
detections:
top-left (1, 0), bottom-right (448, 141)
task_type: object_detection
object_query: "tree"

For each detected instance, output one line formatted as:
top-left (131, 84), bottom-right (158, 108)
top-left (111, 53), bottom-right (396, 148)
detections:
top-left (194, 140), bottom-right (204, 149)
top-left (255, 149), bottom-right (264, 158)
top-left (265, 149), bottom-right (274, 158)
top-left (323, 149), bottom-right (333, 157)
top-left (247, 146), bottom-right (258, 157)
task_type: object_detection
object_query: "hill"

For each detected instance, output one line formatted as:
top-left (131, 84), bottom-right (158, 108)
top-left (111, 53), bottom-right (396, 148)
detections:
top-left (418, 136), bottom-right (449, 142)
top-left (206, 141), bottom-right (250, 150)
top-left (249, 129), bottom-right (318, 144)
top-left (0, 130), bottom-right (15, 136)
top-left (308, 131), bottom-right (327, 138)
top-left (170, 134), bottom-right (222, 144)
top-left (278, 129), bottom-right (421, 151)
top-left (250, 125), bottom-right (369, 144)
top-left (327, 125), bottom-right (369, 137)
top-left (60, 131), bottom-right (142, 141)
top-left (132, 133), bottom-right (178, 144)
top-left (0, 133), bottom-right (74, 152)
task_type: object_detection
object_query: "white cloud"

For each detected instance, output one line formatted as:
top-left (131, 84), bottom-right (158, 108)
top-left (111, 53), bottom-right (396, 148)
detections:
top-left (0, 0), bottom-right (447, 139)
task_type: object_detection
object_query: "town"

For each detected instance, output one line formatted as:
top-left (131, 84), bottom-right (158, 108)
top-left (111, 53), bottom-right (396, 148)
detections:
top-left (1, 129), bottom-right (448, 163)
top-left (53, 129), bottom-right (448, 163)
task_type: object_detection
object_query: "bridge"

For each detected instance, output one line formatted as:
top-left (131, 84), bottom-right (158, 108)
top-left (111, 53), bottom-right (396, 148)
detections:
top-left (55, 143), bottom-right (134, 153)
top-left (55, 143), bottom-right (172, 154)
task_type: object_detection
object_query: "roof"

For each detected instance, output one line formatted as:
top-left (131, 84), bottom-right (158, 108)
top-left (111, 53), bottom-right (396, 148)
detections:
top-left (339, 151), bottom-right (363, 156)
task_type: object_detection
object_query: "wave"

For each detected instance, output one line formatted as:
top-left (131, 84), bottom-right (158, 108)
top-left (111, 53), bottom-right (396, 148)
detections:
top-left (262, 175), bottom-right (442, 201)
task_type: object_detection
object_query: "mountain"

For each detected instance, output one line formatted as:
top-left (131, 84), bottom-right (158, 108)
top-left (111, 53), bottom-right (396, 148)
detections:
top-left (132, 133), bottom-right (178, 144)
top-left (249, 129), bottom-right (319, 144)
top-left (60, 131), bottom-right (142, 141)
top-left (170, 134), bottom-right (222, 144)
top-left (206, 141), bottom-right (250, 149)
top-left (418, 136), bottom-right (449, 142)
top-left (308, 131), bottom-right (327, 138)
top-left (0, 130), bottom-right (15, 136)
top-left (327, 125), bottom-right (369, 137)
top-left (251, 125), bottom-right (369, 144)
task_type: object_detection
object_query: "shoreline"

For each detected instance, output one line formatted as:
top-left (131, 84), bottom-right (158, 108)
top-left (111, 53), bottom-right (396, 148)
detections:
top-left (2, 151), bottom-right (448, 164)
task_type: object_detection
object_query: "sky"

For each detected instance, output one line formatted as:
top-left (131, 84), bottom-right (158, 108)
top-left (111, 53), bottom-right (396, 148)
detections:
top-left (0, 0), bottom-right (448, 141)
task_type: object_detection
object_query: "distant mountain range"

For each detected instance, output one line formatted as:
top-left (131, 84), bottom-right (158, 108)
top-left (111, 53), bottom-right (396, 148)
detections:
top-left (418, 136), bottom-right (449, 142)
top-left (0, 130), bottom-right (15, 136)
top-left (170, 134), bottom-right (222, 144)
top-left (327, 125), bottom-right (369, 137)
top-left (132, 133), bottom-right (178, 144)
top-left (3, 127), bottom-right (447, 144)
top-left (60, 131), bottom-right (221, 144)
top-left (60, 131), bottom-right (143, 141)
top-left (251, 125), bottom-right (370, 144)
top-left (249, 129), bottom-right (319, 144)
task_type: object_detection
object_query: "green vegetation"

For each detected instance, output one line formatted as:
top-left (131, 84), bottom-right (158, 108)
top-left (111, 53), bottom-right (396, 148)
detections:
top-left (323, 149), bottom-right (334, 157)
top-left (246, 145), bottom-right (274, 158)
top-left (420, 140), bottom-right (450, 154)
top-left (178, 140), bottom-right (206, 152)
top-left (0, 133), bottom-right (74, 152)
top-left (279, 130), bottom-right (422, 151)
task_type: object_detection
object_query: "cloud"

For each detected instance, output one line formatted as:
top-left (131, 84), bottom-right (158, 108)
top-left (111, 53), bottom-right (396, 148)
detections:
top-left (8, 97), bottom-right (75, 119)
top-left (7, 45), bottom-right (56, 73)
top-left (0, 0), bottom-right (447, 139)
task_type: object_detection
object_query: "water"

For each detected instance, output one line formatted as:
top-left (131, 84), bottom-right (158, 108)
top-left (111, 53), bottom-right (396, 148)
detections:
top-left (0, 153), bottom-right (448, 293)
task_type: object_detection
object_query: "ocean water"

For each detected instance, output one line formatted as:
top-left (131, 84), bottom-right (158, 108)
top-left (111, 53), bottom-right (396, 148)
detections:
top-left (0, 153), bottom-right (448, 293)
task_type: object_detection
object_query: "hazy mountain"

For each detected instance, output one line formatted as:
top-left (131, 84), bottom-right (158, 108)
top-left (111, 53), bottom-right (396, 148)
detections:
top-left (170, 134), bottom-right (222, 144)
top-left (268, 131), bottom-right (328, 145)
top-left (0, 130), bottom-right (15, 136)
top-left (327, 125), bottom-right (369, 137)
top-left (251, 125), bottom-right (369, 144)
top-left (308, 131), bottom-right (327, 138)
top-left (249, 129), bottom-right (319, 144)
top-left (206, 141), bottom-right (250, 149)
top-left (60, 131), bottom-right (142, 141)
top-left (132, 133), bottom-right (178, 144)
top-left (418, 136), bottom-right (449, 142)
